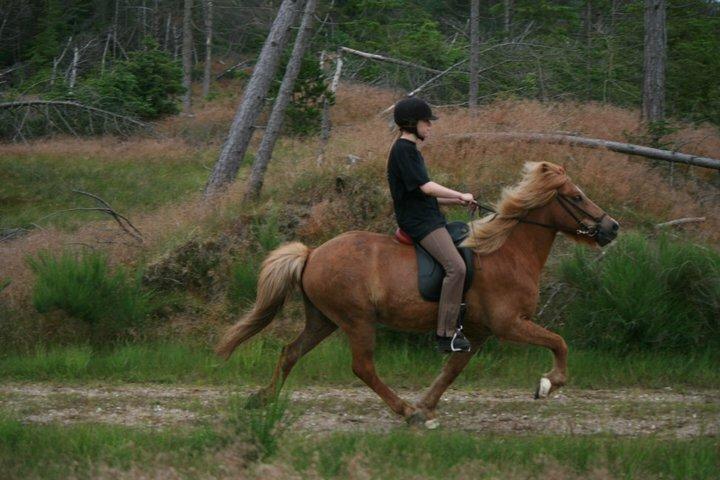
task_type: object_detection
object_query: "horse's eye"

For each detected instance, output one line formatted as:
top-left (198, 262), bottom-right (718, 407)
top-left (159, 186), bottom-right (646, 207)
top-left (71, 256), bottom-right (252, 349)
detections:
top-left (573, 195), bottom-right (582, 202)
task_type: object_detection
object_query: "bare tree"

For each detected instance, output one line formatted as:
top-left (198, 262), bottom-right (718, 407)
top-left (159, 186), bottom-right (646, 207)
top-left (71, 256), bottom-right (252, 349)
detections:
top-left (642, 0), bottom-right (666, 124)
top-left (469, 0), bottom-right (479, 111)
top-left (204, 0), bottom-right (305, 197)
top-left (244, 0), bottom-right (318, 201)
top-left (182, 0), bottom-right (194, 114)
top-left (504, 0), bottom-right (513, 37)
top-left (202, 0), bottom-right (214, 99)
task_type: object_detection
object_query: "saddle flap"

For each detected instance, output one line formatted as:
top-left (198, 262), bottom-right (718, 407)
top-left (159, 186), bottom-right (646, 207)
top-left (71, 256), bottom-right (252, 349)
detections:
top-left (414, 223), bottom-right (475, 302)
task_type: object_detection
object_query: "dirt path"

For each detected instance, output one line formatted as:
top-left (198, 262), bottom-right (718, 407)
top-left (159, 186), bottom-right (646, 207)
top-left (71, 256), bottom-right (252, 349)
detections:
top-left (1, 383), bottom-right (718, 438)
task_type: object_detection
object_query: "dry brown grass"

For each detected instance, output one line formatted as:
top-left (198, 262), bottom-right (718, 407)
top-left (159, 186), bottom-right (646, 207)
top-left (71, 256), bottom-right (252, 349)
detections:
top-left (2, 81), bottom-right (719, 319)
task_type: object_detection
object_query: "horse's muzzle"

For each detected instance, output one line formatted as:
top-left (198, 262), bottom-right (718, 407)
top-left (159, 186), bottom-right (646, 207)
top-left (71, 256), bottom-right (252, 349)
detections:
top-left (595, 216), bottom-right (620, 246)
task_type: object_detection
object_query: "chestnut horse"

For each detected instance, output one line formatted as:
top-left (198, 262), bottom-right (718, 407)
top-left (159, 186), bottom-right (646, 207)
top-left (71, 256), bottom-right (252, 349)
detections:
top-left (216, 161), bottom-right (619, 427)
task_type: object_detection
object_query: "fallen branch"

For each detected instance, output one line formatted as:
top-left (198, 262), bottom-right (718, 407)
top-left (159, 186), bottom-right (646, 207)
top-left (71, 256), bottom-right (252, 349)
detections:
top-left (445, 131), bottom-right (720, 170)
top-left (655, 217), bottom-right (706, 228)
top-left (0, 100), bottom-right (151, 130)
top-left (339, 46), bottom-right (451, 75)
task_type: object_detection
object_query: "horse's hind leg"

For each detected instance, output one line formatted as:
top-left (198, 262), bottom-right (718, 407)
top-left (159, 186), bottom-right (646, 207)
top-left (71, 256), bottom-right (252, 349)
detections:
top-left (246, 293), bottom-right (337, 408)
top-left (415, 336), bottom-right (487, 420)
top-left (343, 320), bottom-right (418, 420)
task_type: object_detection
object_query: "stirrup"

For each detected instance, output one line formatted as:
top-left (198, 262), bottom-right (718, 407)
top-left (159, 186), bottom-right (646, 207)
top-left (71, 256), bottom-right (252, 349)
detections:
top-left (450, 328), bottom-right (471, 352)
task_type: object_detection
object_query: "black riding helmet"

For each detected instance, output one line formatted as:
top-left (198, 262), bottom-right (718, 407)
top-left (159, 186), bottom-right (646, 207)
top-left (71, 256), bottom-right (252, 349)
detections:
top-left (393, 97), bottom-right (438, 141)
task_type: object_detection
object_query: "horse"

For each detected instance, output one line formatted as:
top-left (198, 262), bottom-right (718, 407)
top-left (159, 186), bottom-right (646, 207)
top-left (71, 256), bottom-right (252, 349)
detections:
top-left (215, 161), bottom-right (620, 427)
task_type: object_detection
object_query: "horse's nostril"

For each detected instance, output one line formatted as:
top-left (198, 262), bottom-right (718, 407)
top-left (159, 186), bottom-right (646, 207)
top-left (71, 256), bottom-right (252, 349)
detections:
top-left (612, 222), bottom-right (619, 231)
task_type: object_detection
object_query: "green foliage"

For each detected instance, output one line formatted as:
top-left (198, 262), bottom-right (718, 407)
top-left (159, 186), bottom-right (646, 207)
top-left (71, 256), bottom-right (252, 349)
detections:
top-left (227, 254), bottom-right (260, 310)
top-left (78, 37), bottom-right (183, 119)
top-left (558, 233), bottom-right (720, 352)
top-left (268, 51), bottom-right (333, 137)
top-left (27, 251), bottom-right (152, 345)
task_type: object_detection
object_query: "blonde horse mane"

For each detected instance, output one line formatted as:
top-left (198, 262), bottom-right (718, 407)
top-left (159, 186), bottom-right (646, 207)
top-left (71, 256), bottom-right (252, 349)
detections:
top-left (460, 161), bottom-right (569, 255)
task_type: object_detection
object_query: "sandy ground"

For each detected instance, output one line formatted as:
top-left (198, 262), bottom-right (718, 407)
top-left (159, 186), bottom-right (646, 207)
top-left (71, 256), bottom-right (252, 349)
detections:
top-left (1, 383), bottom-right (718, 438)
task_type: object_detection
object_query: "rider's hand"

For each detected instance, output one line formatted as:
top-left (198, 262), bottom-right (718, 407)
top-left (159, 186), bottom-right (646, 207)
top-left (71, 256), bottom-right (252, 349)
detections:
top-left (459, 192), bottom-right (475, 204)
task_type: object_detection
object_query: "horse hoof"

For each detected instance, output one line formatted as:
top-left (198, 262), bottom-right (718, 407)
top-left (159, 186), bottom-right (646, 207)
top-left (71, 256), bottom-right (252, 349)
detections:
top-left (424, 418), bottom-right (440, 429)
top-left (406, 411), bottom-right (427, 427)
top-left (244, 392), bottom-right (270, 409)
top-left (534, 377), bottom-right (552, 399)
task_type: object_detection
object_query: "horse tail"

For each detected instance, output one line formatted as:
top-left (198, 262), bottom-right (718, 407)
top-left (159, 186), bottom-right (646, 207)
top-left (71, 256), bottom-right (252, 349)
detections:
top-left (215, 241), bottom-right (310, 360)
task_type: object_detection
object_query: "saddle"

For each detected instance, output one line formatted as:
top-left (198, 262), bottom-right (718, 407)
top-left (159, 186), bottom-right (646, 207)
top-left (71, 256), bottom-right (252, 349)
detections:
top-left (394, 221), bottom-right (475, 302)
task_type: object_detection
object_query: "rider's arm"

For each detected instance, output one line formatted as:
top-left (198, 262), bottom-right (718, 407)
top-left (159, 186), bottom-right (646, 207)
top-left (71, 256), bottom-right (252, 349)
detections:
top-left (419, 181), bottom-right (464, 200)
top-left (437, 197), bottom-right (462, 205)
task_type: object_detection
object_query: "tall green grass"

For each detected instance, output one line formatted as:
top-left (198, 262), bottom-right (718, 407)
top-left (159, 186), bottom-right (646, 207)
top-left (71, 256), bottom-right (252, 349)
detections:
top-left (558, 233), bottom-right (720, 352)
top-left (1, 337), bottom-right (717, 389)
top-left (27, 251), bottom-right (152, 345)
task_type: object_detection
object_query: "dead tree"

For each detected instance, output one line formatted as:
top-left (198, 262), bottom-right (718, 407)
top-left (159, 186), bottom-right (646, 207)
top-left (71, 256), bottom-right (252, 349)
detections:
top-left (446, 131), bottom-right (720, 170)
top-left (244, 0), bottom-right (318, 202)
top-left (202, 0), bottom-right (214, 99)
top-left (182, 0), bottom-right (194, 113)
top-left (642, 0), bottom-right (666, 124)
top-left (469, 0), bottom-right (480, 111)
top-left (316, 50), bottom-right (343, 165)
top-left (204, 0), bottom-right (305, 197)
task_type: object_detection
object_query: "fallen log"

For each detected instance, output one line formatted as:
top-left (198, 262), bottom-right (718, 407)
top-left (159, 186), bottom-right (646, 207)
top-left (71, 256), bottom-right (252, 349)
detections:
top-left (445, 131), bottom-right (720, 170)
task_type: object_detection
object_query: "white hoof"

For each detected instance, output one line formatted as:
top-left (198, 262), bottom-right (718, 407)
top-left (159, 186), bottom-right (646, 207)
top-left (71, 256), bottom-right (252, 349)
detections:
top-left (424, 418), bottom-right (440, 429)
top-left (537, 377), bottom-right (552, 398)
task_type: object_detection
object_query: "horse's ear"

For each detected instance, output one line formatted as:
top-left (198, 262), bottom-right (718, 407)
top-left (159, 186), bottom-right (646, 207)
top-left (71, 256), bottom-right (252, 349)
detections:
top-left (559, 165), bottom-right (566, 174)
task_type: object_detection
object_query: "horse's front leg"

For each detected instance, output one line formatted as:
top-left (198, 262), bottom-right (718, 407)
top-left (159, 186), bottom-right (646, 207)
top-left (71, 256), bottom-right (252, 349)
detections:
top-left (492, 313), bottom-right (568, 398)
top-left (413, 336), bottom-right (486, 427)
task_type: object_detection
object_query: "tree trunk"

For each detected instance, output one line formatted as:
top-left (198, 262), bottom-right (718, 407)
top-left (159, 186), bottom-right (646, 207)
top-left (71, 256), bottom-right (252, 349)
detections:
top-left (642, 0), bottom-right (666, 123)
top-left (68, 47), bottom-right (79, 93)
top-left (316, 50), bottom-right (343, 165)
top-left (468, 0), bottom-right (479, 112)
top-left (244, 0), bottom-right (318, 201)
top-left (503, 0), bottom-right (513, 37)
top-left (202, 0), bottom-right (213, 99)
top-left (182, 0), bottom-right (194, 114)
top-left (204, 0), bottom-right (305, 197)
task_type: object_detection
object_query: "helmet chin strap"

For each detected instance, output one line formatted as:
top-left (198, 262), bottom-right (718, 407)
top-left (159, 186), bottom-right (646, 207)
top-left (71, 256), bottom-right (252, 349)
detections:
top-left (404, 125), bottom-right (424, 141)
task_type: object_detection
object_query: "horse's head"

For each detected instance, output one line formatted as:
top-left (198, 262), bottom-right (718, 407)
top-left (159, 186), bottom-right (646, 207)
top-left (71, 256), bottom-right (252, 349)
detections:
top-left (543, 164), bottom-right (619, 246)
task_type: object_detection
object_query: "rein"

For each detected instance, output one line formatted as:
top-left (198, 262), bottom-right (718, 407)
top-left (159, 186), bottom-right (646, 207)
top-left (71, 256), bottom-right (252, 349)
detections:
top-left (468, 191), bottom-right (605, 238)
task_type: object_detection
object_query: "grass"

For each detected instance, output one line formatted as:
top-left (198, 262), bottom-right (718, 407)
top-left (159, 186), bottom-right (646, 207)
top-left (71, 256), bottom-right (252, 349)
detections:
top-left (0, 151), bottom-right (208, 230)
top-left (0, 412), bottom-right (717, 479)
top-left (0, 414), bottom-right (229, 479)
top-left (286, 431), bottom-right (720, 479)
top-left (1, 336), bottom-right (718, 389)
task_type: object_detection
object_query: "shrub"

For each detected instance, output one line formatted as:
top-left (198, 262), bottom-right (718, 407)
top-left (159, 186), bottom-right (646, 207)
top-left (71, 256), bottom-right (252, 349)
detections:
top-left (27, 251), bottom-right (152, 345)
top-left (76, 37), bottom-right (183, 120)
top-left (227, 254), bottom-right (260, 310)
top-left (558, 233), bottom-right (720, 352)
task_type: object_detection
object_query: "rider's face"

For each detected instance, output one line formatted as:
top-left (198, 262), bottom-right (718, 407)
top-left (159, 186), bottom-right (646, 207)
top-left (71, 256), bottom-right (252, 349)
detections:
top-left (417, 119), bottom-right (432, 140)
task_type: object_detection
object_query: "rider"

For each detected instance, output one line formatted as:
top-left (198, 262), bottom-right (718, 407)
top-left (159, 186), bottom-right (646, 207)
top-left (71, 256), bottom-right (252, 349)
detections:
top-left (386, 96), bottom-right (475, 353)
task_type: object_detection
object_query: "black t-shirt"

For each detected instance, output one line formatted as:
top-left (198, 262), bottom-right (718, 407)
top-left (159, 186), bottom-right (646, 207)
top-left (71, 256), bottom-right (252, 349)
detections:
top-left (386, 138), bottom-right (447, 242)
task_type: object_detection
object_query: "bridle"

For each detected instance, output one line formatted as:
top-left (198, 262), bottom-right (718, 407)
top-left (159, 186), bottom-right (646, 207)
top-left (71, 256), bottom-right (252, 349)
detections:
top-left (471, 189), bottom-right (607, 239)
